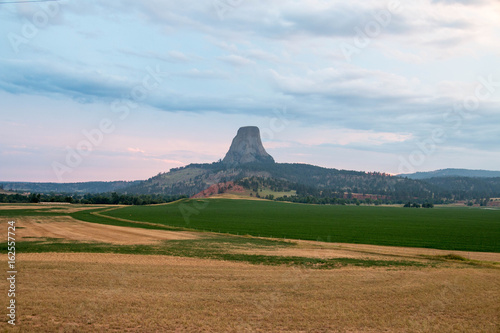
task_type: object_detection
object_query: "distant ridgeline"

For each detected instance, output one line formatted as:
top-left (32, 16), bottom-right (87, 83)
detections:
top-left (2, 127), bottom-right (500, 204)
top-left (1, 180), bottom-right (141, 194)
top-left (119, 127), bottom-right (500, 204)
top-left (399, 168), bottom-right (500, 179)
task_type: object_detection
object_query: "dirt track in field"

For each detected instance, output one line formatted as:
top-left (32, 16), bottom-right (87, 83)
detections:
top-left (6, 216), bottom-right (199, 244)
top-left (239, 239), bottom-right (500, 263)
top-left (0, 204), bottom-right (111, 213)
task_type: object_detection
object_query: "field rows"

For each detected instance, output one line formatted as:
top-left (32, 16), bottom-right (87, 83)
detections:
top-left (98, 199), bottom-right (500, 252)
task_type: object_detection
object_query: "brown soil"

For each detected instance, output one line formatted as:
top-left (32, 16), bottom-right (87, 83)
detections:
top-left (191, 181), bottom-right (246, 198)
top-left (281, 239), bottom-right (500, 263)
top-left (234, 240), bottom-right (500, 263)
top-left (0, 204), bottom-right (112, 213)
top-left (4, 216), bottom-right (199, 244)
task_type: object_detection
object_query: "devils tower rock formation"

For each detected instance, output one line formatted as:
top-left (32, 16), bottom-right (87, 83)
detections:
top-left (222, 126), bottom-right (275, 166)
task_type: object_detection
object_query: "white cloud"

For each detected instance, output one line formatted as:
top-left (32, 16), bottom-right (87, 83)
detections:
top-left (180, 68), bottom-right (229, 79)
top-left (1, 0), bottom-right (500, 181)
top-left (269, 66), bottom-right (424, 102)
top-left (218, 54), bottom-right (255, 66)
top-left (168, 51), bottom-right (189, 62)
top-left (127, 147), bottom-right (145, 154)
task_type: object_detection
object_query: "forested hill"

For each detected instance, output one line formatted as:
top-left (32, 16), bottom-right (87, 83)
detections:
top-left (3, 164), bottom-right (500, 202)
top-left (122, 162), bottom-right (434, 201)
top-left (1, 180), bottom-right (141, 194)
top-left (400, 168), bottom-right (500, 179)
top-left (422, 176), bottom-right (500, 200)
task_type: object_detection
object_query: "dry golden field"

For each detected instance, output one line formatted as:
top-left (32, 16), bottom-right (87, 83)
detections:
top-left (6, 216), bottom-right (200, 244)
top-left (0, 253), bottom-right (498, 332)
top-left (1, 209), bottom-right (499, 332)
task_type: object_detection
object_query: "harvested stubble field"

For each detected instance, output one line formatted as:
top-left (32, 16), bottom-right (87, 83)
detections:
top-left (7, 216), bottom-right (200, 245)
top-left (1, 203), bottom-right (499, 332)
top-left (0, 253), bottom-right (499, 332)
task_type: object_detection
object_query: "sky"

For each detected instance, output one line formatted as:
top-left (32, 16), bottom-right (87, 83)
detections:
top-left (1, 0), bottom-right (499, 182)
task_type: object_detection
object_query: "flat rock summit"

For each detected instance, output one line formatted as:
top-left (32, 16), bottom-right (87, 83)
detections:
top-left (222, 126), bottom-right (275, 166)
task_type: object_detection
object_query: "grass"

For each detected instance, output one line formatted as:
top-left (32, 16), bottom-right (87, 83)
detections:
top-left (419, 254), bottom-right (498, 268)
top-left (0, 208), bottom-right (67, 217)
top-left (0, 206), bottom-right (174, 230)
top-left (257, 188), bottom-right (296, 197)
top-left (437, 254), bottom-right (467, 261)
top-left (1, 235), bottom-right (425, 269)
top-left (70, 208), bottom-right (182, 231)
top-left (2, 200), bottom-right (499, 254)
top-left (1, 202), bottom-right (498, 332)
top-left (98, 199), bottom-right (500, 252)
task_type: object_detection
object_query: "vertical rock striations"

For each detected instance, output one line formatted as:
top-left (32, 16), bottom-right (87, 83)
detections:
top-left (222, 126), bottom-right (275, 166)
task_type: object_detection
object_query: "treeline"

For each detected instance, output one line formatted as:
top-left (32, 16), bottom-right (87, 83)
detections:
top-left (422, 177), bottom-right (500, 200)
top-left (234, 168), bottom-right (436, 202)
top-left (237, 177), bottom-right (296, 193)
top-left (0, 193), bottom-right (40, 204)
top-left (237, 164), bottom-right (500, 201)
top-left (272, 195), bottom-right (441, 206)
top-left (403, 202), bottom-right (434, 208)
top-left (235, 176), bottom-right (460, 206)
top-left (77, 192), bottom-right (187, 205)
top-left (0, 181), bottom-right (141, 194)
top-left (274, 196), bottom-right (368, 205)
top-left (0, 192), bottom-right (187, 205)
top-left (236, 174), bottom-right (500, 204)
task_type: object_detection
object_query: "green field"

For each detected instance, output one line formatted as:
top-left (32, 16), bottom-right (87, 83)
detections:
top-left (99, 199), bottom-right (500, 252)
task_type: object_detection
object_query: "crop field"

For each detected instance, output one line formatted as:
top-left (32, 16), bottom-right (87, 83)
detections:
top-left (98, 199), bottom-right (500, 252)
top-left (1, 202), bottom-right (499, 332)
top-left (1, 252), bottom-right (498, 332)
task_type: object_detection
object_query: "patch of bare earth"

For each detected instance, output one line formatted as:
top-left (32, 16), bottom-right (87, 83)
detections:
top-left (0, 253), bottom-right (498, 332)
top-left (206, 193), bottom-right (265, 200)
top-left (236, 239), bottom-right (500, 263)
top-left (0, 204), bottom-right (112, 213)
top-left (0, 205), bottom-right (54, 210)
top-left (2, 216), bottom-right (199, 244)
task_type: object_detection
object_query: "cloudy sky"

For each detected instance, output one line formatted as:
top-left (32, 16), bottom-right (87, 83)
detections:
top-left (1, 0), bottom-right (499, 182)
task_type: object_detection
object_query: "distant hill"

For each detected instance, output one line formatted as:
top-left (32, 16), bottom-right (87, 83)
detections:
top-left (0, 180), bottom-right (142, 194)
top-left (123, 161), bottom-right (438, 200)
top-left (124, 127), bottom-right (429, 197)
top-left (399, 168), bottom-right (500, 179)
top-left (0, 188), bottom-right (19, 195)
top-left (421, 176), bottom-right (500, 200)
top-left (4, 128), bottom-right (500, 203)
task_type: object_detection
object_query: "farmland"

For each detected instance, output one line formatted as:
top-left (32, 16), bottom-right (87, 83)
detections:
top-left (1, 201), bottom-right (499, 332)
top-left (98, 199), bottom-right (500, 252)
top-left (0, 252), bottom-right (498, 332)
